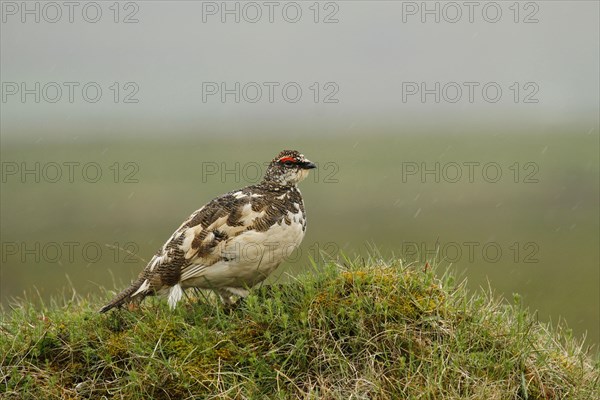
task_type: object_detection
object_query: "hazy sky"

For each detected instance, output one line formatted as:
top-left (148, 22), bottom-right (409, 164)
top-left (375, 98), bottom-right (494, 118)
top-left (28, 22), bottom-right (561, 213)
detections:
top-left (1, 1), bottom-right (598, 138)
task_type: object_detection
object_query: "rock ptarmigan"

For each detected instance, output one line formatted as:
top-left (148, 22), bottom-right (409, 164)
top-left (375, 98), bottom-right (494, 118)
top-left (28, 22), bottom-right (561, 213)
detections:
top-left (99, 150), bottom-right (315, 313)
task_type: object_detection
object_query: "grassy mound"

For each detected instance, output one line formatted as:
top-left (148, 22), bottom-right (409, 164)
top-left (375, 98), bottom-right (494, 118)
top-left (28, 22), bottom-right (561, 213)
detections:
top-left (1, 260), bottom-right (598, 399)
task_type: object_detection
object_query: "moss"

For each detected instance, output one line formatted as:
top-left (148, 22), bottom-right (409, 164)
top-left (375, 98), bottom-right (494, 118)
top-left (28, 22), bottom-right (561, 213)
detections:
top-left (105, 331), bottom-right (130, 359)
top-left (1, 260), bottom-right (598, 399)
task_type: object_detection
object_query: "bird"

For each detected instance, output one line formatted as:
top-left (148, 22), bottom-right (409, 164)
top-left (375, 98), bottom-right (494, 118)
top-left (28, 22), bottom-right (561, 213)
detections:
top-left (99, 150), bottom-right (316, 313)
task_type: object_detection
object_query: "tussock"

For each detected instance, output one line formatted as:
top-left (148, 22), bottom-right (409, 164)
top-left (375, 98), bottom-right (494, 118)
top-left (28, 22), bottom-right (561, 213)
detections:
top-left (1, 260), bottom-right (598, 399)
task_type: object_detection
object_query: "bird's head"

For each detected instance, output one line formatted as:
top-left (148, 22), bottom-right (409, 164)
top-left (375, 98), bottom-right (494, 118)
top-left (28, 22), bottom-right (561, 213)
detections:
top-left (263, 150), bottom-right (316, 186)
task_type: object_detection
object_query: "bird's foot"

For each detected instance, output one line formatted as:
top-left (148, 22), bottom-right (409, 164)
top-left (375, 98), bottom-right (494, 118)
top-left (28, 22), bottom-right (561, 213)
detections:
top-left (222, 298), bottom-right (245, 314)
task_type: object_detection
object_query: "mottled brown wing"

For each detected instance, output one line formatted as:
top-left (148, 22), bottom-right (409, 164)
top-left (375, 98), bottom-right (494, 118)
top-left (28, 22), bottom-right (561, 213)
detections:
top-left (180, 198), bottom-right (290, 281)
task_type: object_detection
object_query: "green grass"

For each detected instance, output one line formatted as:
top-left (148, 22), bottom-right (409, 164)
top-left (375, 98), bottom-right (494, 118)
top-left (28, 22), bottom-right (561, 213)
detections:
top-left (1, 258), bottom-right (598, 399)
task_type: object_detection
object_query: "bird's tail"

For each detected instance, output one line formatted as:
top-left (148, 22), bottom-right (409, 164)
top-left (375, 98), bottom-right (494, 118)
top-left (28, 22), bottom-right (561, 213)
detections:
top-left (99, 276), bottom-right (147, 313)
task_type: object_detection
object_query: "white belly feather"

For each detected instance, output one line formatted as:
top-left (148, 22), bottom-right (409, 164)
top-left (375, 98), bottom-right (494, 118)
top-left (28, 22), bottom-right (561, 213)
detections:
top-left (180, 210), bottom-right (306, 290)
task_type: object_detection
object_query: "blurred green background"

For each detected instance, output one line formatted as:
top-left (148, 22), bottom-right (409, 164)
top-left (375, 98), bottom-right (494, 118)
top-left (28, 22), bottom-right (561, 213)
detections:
top-left (2, 132), bottom-right (598, 345)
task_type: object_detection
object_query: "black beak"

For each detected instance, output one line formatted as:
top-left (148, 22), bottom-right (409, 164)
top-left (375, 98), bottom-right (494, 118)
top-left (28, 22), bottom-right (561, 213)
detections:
top-left (300, 161), bottom-right (317, 169)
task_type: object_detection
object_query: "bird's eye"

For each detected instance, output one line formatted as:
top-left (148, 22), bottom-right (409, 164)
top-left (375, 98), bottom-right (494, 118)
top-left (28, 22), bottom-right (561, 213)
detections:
top-left (284, 161), bottom-right (294, 167)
